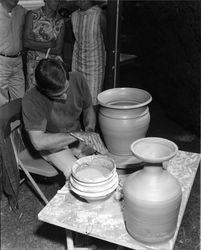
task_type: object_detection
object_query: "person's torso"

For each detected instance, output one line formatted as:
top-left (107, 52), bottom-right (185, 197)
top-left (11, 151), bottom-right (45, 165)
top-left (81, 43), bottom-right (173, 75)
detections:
top-left (32, 7), bottom-right (63, 42)
top-left (71, 6), bottom-right (104, 56)
top-left (0, 4), bottom-right (25, 54)
top-left (25, 72), bottom-right (90, 133)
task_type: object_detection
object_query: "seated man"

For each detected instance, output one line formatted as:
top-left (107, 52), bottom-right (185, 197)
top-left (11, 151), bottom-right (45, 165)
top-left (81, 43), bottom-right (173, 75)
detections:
top-left (22, 58), bottom-right (96, 179)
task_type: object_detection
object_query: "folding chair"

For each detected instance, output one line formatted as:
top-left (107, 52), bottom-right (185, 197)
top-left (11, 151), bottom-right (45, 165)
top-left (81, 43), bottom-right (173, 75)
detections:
top-left (0, 99), bottom-right (59, 205)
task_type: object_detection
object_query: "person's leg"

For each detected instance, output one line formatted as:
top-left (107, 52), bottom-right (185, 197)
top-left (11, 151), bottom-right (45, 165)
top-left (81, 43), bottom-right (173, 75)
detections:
top-left (0, 56), bottom-right (11, 106)
top-left (41, 148), bottom-right (77, 179)
top-left (9, 57), bottom-right (25, 100)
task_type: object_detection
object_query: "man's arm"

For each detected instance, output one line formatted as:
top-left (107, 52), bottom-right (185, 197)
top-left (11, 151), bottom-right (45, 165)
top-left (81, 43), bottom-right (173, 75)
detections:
top-left (47, 22), bottom-right (65, 56)
top-left (28, 130), bottom-right (96, 157)
top-left (28, 130), bottom-right (77, 152)
top-left (82, 105), bottom-right (96, 132)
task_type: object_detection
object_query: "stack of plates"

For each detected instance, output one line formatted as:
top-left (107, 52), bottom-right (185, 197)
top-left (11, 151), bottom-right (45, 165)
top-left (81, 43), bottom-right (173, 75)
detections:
top-left (69, 155), bottom-right (119, 202)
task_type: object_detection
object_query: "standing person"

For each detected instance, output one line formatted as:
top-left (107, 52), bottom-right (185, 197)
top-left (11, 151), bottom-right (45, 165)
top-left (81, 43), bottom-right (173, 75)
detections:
top-left (24, 0), bottom-right (65, 90)
top-left (0, 0), bottom-right (26, 106)
top-left (71, 0), bottom-right (107, 106)
top-left (22, 58), bottom-right (96, 179)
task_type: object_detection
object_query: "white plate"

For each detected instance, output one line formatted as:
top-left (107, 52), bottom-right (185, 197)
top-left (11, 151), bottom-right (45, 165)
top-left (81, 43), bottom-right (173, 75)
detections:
top-left (70, 174), bottom-right (118, 193)
top-left (70, 171), bottom-right (117, 187)
top-left (82, 193), bottom-right (113, 202)
top-left (70, 179), bottom-right (119, 198)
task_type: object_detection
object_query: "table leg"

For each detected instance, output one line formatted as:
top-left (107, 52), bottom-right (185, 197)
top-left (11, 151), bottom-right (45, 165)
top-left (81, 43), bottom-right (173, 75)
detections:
top-left (65, 227), bottom-right (123, 250)
top-left (66, 229), bottom-right (74, 250)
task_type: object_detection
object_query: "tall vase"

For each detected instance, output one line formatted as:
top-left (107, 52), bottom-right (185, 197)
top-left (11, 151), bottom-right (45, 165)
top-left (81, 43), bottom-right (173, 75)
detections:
top-left (97, 88), bottom-right (152, 156)
top-left (123, 137), bottom-right (182, 244)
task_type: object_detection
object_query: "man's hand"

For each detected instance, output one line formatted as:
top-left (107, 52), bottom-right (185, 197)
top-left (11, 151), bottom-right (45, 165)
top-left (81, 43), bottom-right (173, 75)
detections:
top-left (77, 141), bottom-right (95, 158)
top-left (70, 131), bottom-right (108, 155)
top-left (83, 105), bottom-right (96, 132)
top-left (85, 127), bottom-right (95, 132)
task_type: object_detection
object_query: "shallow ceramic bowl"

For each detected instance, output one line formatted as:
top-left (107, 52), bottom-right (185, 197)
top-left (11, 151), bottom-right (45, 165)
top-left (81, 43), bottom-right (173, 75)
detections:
top-left (70, 170), bottom-right (116, 187)
top-left (70, 178), bottom-right (119, 202)
top-left (82, 193), bottom-right (114, 203)
top-left (70, 173), bottom-right (118, 193)
top-left (71, 155), bottom-right (116, 183)
top-left (130, 137), bottom-right (178, 163)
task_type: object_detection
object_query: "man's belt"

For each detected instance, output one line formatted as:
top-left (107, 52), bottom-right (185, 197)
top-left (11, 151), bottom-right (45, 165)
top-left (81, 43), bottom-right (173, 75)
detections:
top-left (0, 51), bottom-right (22, 58)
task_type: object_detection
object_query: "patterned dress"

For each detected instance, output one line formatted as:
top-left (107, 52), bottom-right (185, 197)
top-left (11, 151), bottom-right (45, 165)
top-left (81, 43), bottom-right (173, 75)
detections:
top-left (26, 7), bottom-right (64, 89)
top-left (71, 5), bottom-right (106, 105)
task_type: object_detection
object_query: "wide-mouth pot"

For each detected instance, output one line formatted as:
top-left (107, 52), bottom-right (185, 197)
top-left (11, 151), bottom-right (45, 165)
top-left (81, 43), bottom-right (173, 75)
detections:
top-left (97, 88), bottom-right (152, 109)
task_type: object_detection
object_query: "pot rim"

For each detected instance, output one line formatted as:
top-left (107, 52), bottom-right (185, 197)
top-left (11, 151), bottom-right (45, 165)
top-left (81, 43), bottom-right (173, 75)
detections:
top-left (71, 155), bottom-right (116, 183)
top-left (97, 88), bottom-right (152, 109)
top-left (130, 137), bottom-right (178, 163)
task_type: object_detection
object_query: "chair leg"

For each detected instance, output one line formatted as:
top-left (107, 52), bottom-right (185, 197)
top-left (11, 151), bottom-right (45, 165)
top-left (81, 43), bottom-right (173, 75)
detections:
top-left (19, 162), bottom-right (48, 205)
top-left (19, 178), bottom-right (25, 185)
top-left (66, 229), bottom-right (74, 250)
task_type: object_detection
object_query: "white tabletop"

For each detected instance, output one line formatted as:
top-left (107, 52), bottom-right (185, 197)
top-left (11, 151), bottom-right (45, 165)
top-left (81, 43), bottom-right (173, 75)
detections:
top-left (38, 151), bottom-right (200, 250)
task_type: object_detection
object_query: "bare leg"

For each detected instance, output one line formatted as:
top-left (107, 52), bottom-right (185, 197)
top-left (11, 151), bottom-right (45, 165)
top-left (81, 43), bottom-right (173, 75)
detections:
top-left (41, 148), bottom-right (77, 179)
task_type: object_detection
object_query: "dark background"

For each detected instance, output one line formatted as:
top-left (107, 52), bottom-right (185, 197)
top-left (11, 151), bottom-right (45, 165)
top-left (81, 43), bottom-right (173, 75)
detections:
top-left (119, 1), bottom-right (200, 136)
top-left (61, 0), bottom-right (200, 135)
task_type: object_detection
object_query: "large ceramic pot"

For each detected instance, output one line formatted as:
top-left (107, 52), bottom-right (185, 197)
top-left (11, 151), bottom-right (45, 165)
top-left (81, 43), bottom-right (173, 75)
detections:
top-left (97, 88), bottom-right (152, 155)
top-left (123, 137), bottom-right (182, 244)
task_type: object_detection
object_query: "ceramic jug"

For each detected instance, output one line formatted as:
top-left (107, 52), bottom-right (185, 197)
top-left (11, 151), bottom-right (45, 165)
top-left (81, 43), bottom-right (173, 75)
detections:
top-left (97, 88), bottom-right (152, 156)
top-left (123, 137), bottom-right (182, 244)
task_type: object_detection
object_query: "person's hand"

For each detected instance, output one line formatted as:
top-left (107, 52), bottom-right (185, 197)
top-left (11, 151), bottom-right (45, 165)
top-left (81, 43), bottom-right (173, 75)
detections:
top-left (85, 127), bottom-right (95, 132)
top-left (77, 141), bottom-right (95, 158)
top-left (70, 131), bottom-right (97, 158)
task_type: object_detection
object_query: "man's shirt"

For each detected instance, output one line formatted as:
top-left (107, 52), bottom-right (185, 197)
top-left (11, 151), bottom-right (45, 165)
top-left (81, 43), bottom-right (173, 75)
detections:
top-left (0, 3), bottom-right (26, 54)
top-left (22, 72), bottom-right (92, 133)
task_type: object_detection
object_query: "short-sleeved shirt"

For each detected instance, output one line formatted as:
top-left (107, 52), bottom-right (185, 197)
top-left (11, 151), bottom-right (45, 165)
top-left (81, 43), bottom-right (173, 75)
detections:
top-left (22, 72), bottom-right (92, 133)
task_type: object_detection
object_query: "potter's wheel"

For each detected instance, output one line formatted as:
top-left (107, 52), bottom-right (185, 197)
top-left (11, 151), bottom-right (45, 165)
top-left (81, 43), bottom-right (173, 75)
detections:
top-left (106, 152), bottom-right (143, 169)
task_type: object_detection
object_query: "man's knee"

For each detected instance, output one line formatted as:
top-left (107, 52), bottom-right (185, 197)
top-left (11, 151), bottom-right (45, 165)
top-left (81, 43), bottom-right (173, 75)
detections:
top-left (41, 148), bottom-right (77, 179)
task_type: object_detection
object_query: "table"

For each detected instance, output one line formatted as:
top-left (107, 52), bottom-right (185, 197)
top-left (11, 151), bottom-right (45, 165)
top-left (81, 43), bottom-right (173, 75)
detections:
top-left (38, 151), bottom-right (200, 250)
